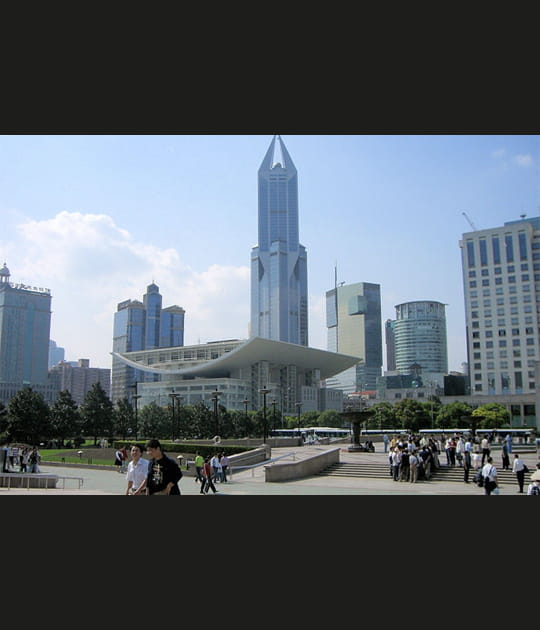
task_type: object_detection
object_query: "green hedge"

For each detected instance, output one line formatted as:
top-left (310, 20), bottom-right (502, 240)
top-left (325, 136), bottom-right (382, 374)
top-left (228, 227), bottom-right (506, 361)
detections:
top-left (113, 440), bottom-right (254, 460)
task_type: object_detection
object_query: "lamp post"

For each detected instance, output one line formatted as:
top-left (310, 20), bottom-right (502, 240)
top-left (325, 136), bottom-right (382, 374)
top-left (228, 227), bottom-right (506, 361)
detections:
top-left (295, 401), bottom-right (302, 438)
top-left (132, 395), bottom-right (141, 439)
top-left (174, 394), bottom-right (184, 439)
top-left (271, 398), bottom-right (277, 433)
top-left (243, 398), bottom-right (249, 438)
top-left (168, 392), bottom-right (177, 441)
top-left (259, 386), bottom-right (271, 443)
top-left (211, 389), bottom-right (222, 438)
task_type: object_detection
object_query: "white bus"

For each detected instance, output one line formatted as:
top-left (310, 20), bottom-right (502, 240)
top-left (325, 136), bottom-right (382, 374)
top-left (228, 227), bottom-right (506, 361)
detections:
top-left (270, 427), bottom-right (352, 442)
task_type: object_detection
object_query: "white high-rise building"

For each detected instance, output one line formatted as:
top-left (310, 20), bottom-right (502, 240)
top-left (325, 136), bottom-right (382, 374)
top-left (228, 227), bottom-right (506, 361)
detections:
top-left (460, 216), bottom-right (540, 395)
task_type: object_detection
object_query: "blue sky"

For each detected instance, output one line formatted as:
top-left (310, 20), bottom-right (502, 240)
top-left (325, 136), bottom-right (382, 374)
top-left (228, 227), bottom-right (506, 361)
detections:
top-left (1, 134), bottom-right (539, 373)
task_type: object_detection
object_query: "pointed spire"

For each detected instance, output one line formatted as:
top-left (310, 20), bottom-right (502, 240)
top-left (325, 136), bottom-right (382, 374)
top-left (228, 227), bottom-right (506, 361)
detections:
top-left (258, 135), bottom-right (296, 173)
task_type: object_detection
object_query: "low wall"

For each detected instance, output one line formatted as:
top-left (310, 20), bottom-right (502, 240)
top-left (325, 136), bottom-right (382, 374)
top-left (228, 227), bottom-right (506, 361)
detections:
top-left (264, 447), bottom-right (340, 483)
top-left (0, 473), bottom-right (58, 489)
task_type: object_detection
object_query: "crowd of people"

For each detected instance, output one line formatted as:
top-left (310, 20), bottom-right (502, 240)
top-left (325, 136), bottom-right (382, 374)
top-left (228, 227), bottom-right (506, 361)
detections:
top-left (1, 445), bottom-right (41, 474)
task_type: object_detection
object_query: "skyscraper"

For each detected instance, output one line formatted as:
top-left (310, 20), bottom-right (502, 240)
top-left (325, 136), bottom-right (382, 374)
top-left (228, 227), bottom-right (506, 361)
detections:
top-left (111, 282), bottom-right (185, 403)
top-left (250, 135), bottom-right (308, 346)
top-left (325, 281), bottom-right (382, 394)
top-left (392, 300), bottom-right (448, 375)
top-left (0, 263), bottom-right (52, 403)
top-left (460, 216), bottom-right (540, 395)
top-left (48, 339), bottom-right (65, 368)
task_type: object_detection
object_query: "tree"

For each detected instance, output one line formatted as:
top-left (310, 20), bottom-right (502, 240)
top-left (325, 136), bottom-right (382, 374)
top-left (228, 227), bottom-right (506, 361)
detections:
top-left (435, 401), bottom-right (474, 431)
top-left (367, 402), bottom-right (396, 430)
top-left (318, 409), bottom-right (345, 428)
top-left (393, 399), bottom-right (425, 432)
top-left (472, 403), bottom-right (510, 429)
top-left (6, 387), bottom-right (51, 445)
top-left (114, 397), bottom-right (134, 440)
top-left (49, 390), bottom-right (81, 445)
top-left (80, 382), bottom-right (114, 445)
top-left (136, 401), bottom-right (168, 439)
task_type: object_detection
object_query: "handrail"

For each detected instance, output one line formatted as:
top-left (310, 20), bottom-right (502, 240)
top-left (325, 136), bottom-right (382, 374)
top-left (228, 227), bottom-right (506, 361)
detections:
top-left (1, 473), bottom-right (84, 491)
top-left (230, 451), bottom-right (296, 479)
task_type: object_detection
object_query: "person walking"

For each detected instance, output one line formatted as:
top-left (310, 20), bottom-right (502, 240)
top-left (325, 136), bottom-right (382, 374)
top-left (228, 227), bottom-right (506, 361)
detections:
top-left (511, 452), bottom-right (527, 494)
top-left (125, 444), bottom-right (149, 495)
top-left (201, 456), bottom-right (218, 495)
top-left (505, 432), bottom-right (513, 455)
top-left (383, 433), bottom-right (389, 453)
top-left (210, 453), bottom-right (222, 483)
top-left (463, 446), bottom-right (472, 483)
top-left (194, 451), bottom-right (205, 485)
top-left (501, 442), bottom-right (510, 471)
top-left (481, 456), bottom-right (498, 495)
top-left (481, 434), bottom-right (491, 466)
top-left (145, 439), bottom-right (183, 495)
top-left (220, 453), bottom-right (230, 483)
top-left (114, 447), bottom-right (123, 471)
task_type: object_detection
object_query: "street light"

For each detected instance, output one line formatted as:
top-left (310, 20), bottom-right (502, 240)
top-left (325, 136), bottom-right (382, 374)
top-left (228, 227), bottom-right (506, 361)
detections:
top-left (243, 398), bottom-right (249, 438)
top-left (132, 394), bottom-right (141, 439)
top-left (168, 392), bottom-right (177, 441)
top-left (211, 389), bottom-right (222, 438)
top-left (271, 398), bottom-right (277, 433)
top-left (295, 401), bottom-right (302, 438)
top-left (259, 386), bottom-right (271, 443)
top-left (174, 394), bottom-right (184, 439)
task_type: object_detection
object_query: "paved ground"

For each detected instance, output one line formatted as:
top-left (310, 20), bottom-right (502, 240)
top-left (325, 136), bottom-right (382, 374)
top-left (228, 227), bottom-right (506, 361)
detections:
top-left (1, 443), bottom-right (538, 495)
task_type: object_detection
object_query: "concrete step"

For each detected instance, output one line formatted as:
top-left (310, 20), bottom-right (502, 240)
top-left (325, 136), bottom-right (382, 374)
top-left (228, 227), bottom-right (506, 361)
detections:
top-left (318, 462), bottom-right (531, 485)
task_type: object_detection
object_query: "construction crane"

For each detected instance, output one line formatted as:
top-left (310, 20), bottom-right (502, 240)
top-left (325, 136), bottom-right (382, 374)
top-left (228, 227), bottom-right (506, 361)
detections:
top-left (462, 211), bottom-right (478, 231)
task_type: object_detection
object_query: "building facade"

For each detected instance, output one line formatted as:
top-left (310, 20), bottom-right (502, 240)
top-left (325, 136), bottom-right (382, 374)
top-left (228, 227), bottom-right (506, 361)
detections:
top-left (460, 217), bottom-right (540, 396)
top-left (325, 281), bottom-right (382, 394)
top-left (0, 263), bottom-right (53, 403)
top-left (390, 300), bottom-right (448, 376)
top-left (111, 282), bottom-right (185, 403)
top-left (48, 359), bottom-right (111, 406)
top-left (48, 339), bottom-right (65, 368)
top-left (113, 337), bottom-right (358, 415)
top-left (250, 135), bottom-right (308, 346)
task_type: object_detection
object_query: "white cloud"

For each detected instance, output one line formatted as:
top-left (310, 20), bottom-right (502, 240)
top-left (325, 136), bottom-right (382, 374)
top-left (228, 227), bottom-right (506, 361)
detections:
top-left (513, 154), bottom-right (533, 167)
top-left (491, 148), bottom-right (505, 158)
top-left (8, 211), bottom-right (251, 369)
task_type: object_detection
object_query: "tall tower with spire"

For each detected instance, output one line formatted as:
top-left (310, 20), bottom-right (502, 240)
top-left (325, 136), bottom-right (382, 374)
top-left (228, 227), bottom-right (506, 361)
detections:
top-left (250, 135), bottom-right (308, 345)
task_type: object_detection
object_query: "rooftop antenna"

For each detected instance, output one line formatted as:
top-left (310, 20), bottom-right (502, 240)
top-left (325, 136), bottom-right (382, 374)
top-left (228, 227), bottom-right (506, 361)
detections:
top-left (520, 213), bottom-right (526, 220)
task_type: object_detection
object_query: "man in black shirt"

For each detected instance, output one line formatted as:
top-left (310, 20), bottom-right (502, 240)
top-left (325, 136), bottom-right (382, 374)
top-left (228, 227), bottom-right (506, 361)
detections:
top-left (145, 439), bottom-right (182, 495)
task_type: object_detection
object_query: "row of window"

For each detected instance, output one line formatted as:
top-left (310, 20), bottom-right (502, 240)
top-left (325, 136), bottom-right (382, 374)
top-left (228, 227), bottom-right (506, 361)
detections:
top-left (466, 232), bottom-right (528, 267)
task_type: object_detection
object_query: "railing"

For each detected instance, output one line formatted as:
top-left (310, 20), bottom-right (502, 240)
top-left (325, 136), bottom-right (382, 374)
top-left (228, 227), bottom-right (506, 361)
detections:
top-left (1, 473), bottom-right (84, 491)
top-left (230, 452), bottom-right (296, 479)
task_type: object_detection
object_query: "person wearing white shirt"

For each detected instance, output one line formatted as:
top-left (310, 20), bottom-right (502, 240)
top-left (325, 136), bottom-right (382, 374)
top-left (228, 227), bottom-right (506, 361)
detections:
top-left (511, 453), bottom-right (526, 494)
top-left (126, 444), bottom-right (149, 495)
top-left (481, 457), bottom-right (498, 495)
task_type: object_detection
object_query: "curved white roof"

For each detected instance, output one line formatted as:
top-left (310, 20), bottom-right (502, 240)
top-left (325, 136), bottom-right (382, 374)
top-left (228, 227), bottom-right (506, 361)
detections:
top-left (112, 336), bottom-right (360, 380)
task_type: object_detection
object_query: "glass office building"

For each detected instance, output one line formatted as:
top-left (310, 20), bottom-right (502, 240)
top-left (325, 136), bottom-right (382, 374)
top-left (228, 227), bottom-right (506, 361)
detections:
top-left (111, 282), bottom-right (185, 403)
top-left (392, 300), bottom-right (448, 375)
top-left (250, 135), bottom-right (308, 346)
top-left (0, 263), bottom-right (52, 403)
top-left (325, 281), bottom-right (382, 394)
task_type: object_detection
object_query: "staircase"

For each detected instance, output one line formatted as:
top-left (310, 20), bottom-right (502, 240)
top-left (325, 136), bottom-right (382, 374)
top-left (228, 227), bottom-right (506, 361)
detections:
top-left (316, 460), bottom-right (529, 487)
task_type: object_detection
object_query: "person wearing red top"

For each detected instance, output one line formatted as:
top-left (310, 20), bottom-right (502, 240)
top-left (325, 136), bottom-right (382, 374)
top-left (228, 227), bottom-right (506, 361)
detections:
top-left (201, 456), bottom-right (218, 495)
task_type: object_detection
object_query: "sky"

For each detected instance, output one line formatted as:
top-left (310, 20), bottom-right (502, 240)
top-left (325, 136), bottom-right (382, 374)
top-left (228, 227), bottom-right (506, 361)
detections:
top-left (1, 134), bottom-right (539, 374)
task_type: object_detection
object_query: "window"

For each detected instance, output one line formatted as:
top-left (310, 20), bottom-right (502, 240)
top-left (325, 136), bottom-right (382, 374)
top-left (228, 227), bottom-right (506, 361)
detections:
top-left (492, 237), bottom-right (501, 264)
top-left (467, 241), bottom-right (475, 267)
top-left (480, 239), bottom-right (488, 266)
top-left (519, 232), bottom-right (528, 261)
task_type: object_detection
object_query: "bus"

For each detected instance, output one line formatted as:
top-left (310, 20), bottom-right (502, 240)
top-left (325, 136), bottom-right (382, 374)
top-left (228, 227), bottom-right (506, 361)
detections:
top-left (270, 427), bottom-right (352, 442)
